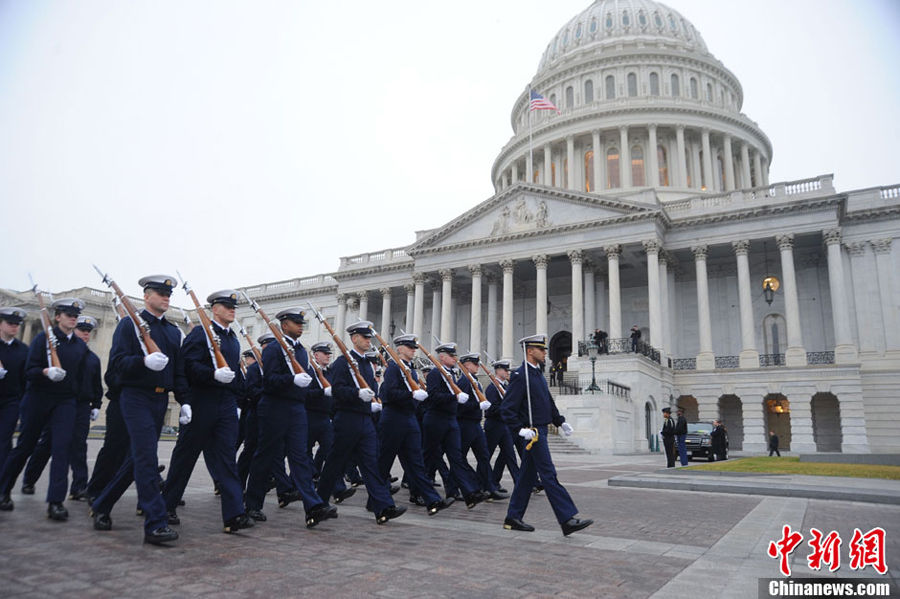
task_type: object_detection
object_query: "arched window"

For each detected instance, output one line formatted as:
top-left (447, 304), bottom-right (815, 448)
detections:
top-left (606, 13), bottom-right (613, 29)
top-left (589, 18), bottom-right (598, 34)
top-left (631, 145), bottom-right (645, 186)
top-left (669, 15), bottom-right (677, 31)
top-left (627, 73), bottom-right (637, 97)
top-left (658, 145), bottom-right (669, 186)
top-left (584, 151), bottom-right (595, 192)
top-left (551, 163), bottom-right (556, 186)
top-left (565, 86), bottom-right (574, 108)
top-left (607, 148), bottom-right (620, 188)
top-left (638, 11), bottom-right (647, 26)
top-left (622, 11), bottom-right (630, 26)
top-left (562, 31), bottom-right (569, 46)
top-left (550, 93), bottom-right (557, 107)
top-left (690, 77), bottom-right (698, 99)
top-left (584, 80), bottom-right (594, 103)
top-left (654, 12), bottom-right (663, 27)
top-left (706, 82), bottom-right (713, 102)
top-left (605, 75), bottom-right (615, 100)
top-left (649, 72), bottom-right (659, 96)
top-left (575, 23), bottom-right (583, 39)
top-left (670, 74), bottom-right (680, 97)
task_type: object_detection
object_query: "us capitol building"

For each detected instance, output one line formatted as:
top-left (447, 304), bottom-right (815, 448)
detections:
top-left (3, 0), bottom-right (898, 455)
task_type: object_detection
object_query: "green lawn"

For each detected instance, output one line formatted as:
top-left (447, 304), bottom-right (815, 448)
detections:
top-left (684, 457), bottom-right (900, 480)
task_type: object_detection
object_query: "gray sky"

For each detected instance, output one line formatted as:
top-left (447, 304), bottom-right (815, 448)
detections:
top-left (1, 0), bottom-right (898, 298)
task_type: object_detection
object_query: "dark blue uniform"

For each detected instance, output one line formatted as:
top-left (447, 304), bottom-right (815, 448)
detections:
top-left (316, 349), bottom-right (394, 513)
top-left (455, 372), bottom-right (498, 494)
top-left (0, 336), bottom-right (29, 469)
top-left (86, 368), bottom-right (128, 500)
top-left (0, 327), bottom-right (88, 504)
top-left (483, 379), bottom-right (519, 487)
top-left (91, 311), bottom-right (190, 535)
top-left (305, 364), bottom-right (351, 498)
top-left (163, 323), bottom-right (245, 523)
top-left (501, 361), bottom-right (576, 525)
top-left (244, 338), bottom-right (321, 514)
top-left (378, 360), bottom-right (442, 505)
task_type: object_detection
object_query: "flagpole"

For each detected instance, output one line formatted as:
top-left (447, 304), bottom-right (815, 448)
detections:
top-left (528, 89), bottom-right (534, 185)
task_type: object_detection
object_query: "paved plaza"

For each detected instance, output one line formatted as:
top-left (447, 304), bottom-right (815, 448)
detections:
top-left (1, 439), bottom-right (898, 598)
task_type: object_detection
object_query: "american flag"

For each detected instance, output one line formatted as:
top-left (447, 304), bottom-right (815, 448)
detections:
top-left (530, 90), bottom-right (560, 114)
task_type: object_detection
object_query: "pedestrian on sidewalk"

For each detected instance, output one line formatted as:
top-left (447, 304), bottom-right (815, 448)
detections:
top-left (660, 407), bottom-right (675, 468)
top-left (675, 406), bottom-right (688, 466)
top-left (768, 431), bottom-right (781, 457)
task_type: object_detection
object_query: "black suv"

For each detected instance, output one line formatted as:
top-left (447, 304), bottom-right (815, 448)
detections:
top-left (676, 422), bottom-right (727, 461)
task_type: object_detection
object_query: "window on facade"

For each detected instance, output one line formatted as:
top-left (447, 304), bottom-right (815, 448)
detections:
top-left (534, 169), bottom-right (540, 183)
top-left (654, 12), bottom-right (663, 27)
top-left (669, 15), bottom-right (677, 30)
top-left (627, 73), bottom-right (637, 97)
top-left (639, 11), bottom-right (647, 26)
top-left (606, 13), bottom-right (613, 28)
top-left (717, 156), bottom-right (725, 191)
top-left (699, 150), bottom-right (705, 189)
top-left (649, 72), bottom-right (659, 95)
top-left (605, 75), bottom-right (615, 99)
top-left (566, 86), bottom-right (574, 108)
top-left (607, 148), bottom-right (620, 188)
top-left (584, 80), bottom-right (594, 103)
top-left (551, 163), bottom-right (556, 186)
top-left (671, 74), bottom-right (680, 97)
top-left (706, 82), bottom-right (713, 102)
top-left (683, 20), bottom-right (692, 38)
top-left (550, 93), bottom-right (557, 107)
top-left (584, 151), bottom-right (594, 192)
top-left (563, 31), bottom-right (569, 46)
top-left (622, 11), bottom-right (630, 26)
top-left (631, 145), bottom-right (645, 186)
top-left (658, 145), bottom-right (669, 186)
top-left (685, 148), bottom-right (692, 187)
top-left (690, 77), bottom-right (698, 99)
top-left (563, 158), bottom-right (568, 186)
top-left (590, 18), bottom-right (597, 34)
top-left (575, 23), bottom-right (583, 39)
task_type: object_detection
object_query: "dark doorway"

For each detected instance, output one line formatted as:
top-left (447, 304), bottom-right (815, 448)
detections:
top-left (549, 331), bottom-right (572, 369)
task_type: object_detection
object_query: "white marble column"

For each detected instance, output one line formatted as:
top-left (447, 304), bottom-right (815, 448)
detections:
top-left (701, 128), bottom-right (713, 190)
top-left (823, 229), bottom-right (858, 363)
top-left (753, 152), bottom-right (763, 188)
top-left (643, 240), bottom-right (662, 348)
top-left (693, 244), bottom-right (715, 370)
top-left (647, 124), bottom-right (659, 187)
top-left (605, 245), bottom-right (622, 339)
top-left (413, 274), bottom-right (426, 350)
top-left (733, 240), bottom-right (760, 368)
top-left (379, 288), bottom-right (392, 338)
top-left (762, 158), bottom-right (770, 186)
top-left (511, 163), bottom-right (519, 184)
top-left (583, 260), bottom-right (596, 339)
top-left (533, 255), bottom-right (548, 337)
top-left (741, 142), bottom-right (752, 188)
top-left (569, 250), bottom-right (584, 349)
top-left (500, 259), bottom-right (515, 360)
top-left (335, 293), bottom-right (347, 340)
top-left (690, 140), bottom-right (702, 190)
top-left (845, 242), bottom-right (875, 353)
top-left (776, 234), bottom-right (807, 366)
top-left (872, 238), bottom-right (900, 352)
top-left (486, 273), bottom-right (499, 359)
top-left (543, 144), bottom-right (552, 186)
top-left (723, 135), bottom-right (736, 191)
top-left (469, 264), bottom-right (483, 353)
top-left (404, 283), bottom-right (415, 334)
top-left (501, 172), bottom-right (509, 190)
top-left (430, 279), bottom-right (442, 350)
top-left (357, 291), bottom-right (369, 322)
top-left (439, 269), bottom-right (454, 341)
top-left (566, 135), bottom-right (575, 190)
top-left (658, 252), bottom-right (670, 360)
top-left (596, 268), bottom-right (607, 332)
top-left (619, 126), bottom-right (631, 188)
top-left (675, 125), bottom-right (688, 187)
top-left (592, 129), bottom-right (604, 192)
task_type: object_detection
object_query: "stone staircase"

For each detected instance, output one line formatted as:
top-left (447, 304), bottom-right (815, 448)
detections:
top-left (546, 430), bottom-right (591, 455)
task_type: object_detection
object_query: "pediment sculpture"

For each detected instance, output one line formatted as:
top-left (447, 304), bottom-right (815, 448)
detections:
top-left (490, 199), bottom-right (551, 236)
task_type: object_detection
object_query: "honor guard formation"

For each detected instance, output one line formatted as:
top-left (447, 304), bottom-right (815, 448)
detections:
top-left (0, 272), bottom-right (591, 545)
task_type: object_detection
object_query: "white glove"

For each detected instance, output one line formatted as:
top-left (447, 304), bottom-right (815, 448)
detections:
top-left (479, 400), bottom-right (491, 411)
top-left (214, 367), bottom-right (236, 384)
top-left (561, 422), bottom-right (574, 436)
top-left (90, 408), bottom-right (100, 421)
top-left (358, 388), bottom-right (376, 402)
top-left (293, 373), bottom-right (312, 388)
top-left (324, 386), bottom-right (333, 397)
top-left (0, 368), bottom-right (7, 379)
top-left (518, 428), bottom-right (536, 441)
top-left (456, 392), bottom-right (469, 404)
top-left (413, 389), bottom-right (428, 402)
top-left (237, 407), bottom-right (242, 419)
top-left (370, 402), bottom-right (383, 413)
top-left (46, 367), bottom-right (67, 382)
top-left (179, 404), bottom-right (192, 425)
top-left (144, 352), bottom-right (169, 372)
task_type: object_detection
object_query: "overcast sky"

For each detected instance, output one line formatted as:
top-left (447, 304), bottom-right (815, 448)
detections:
top-left (1, 0), bottom-right (898, 298)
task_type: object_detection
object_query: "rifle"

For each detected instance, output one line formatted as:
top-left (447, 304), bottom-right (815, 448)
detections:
top-left (176, 272), bottom-right (228, 370)
top-left (28, 277), bottom-right (61, 369)
top-left (415, 343), bottom-right (462, 395)
top-left (179, 307), bottom-right (195, 330)
top-left (93, 265), bottom-right (161, 356)
top-left (368, 326), bottom-right (421, 392)
top-left (480, 351), bottom-right (506, 397)
top-left (238, 325), bottom-right (262, 366)
top-left (457, 350), bottom-right (489, 404)
top-left (305, 301), bottom-right (372, 393)
top-left (240, 291), bottom-right (307, 375)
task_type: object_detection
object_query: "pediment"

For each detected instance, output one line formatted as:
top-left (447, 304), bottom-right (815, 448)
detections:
top-left (409, 183), bottom-right (655, 253)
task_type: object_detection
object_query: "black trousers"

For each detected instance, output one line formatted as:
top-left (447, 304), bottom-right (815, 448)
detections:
top-left (662, 435), bottom-right (675, 468)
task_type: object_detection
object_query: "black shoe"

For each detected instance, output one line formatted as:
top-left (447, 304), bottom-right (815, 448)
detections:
top-left (21, 484), bottom-right (35, 495)
top-left (93, 511), bottom-right (112, 530)
top-left (408, 495), bottom-right (427, 507)
top-left (213, 481), bottom-right (220, 496)
top-left (333, 487), bottom-right (356, 504)
top-left (561, 517), bottom-right (594, 536)
top-left (532, 485), bottom-right (544, 494)
top-left (375, 504), bottom-right (406, 524)
top-left (0, 494), bottom-right (13, 511)
top-left (47, 503), bottom-right (69, 521)
top-left (349, 479), bottom-right (363, 488)
top-left (223, 514), bottom-right (255, 533)
top-left (167, 510), bottom-right (180, 525)
top-left (306, 504), bottom-right (338, 528)
top-left (158, 464), bottom-right (166, 474)
top-left (277, 490), bottom-right (301, 508)
top-left (245, 508), bottom-right (267, 522)
top-left (135, 506), bottom-right (144, 516)
top-left (488, 491), bottom-right (509, 501)
top-left (503, 517), bottom-right (535, 532)
top-left (427, 497), bottom-right (454, 516)
top-left (496, 486), bottom-right (508, 494)
top-left (465, 491), bottom-right (488, 509)
top-left (389, 484), bottom-right (400, 496)
top-left (69, 489), bottom-right (87, 501)
top-left (390, 476), bottom-right (399, 483)
top-left (144, 526), bottom-right (179, 545)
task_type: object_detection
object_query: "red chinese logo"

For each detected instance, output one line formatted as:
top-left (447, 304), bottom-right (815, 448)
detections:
top-left (768, 526), bottom-right (888, 576)
top-left (807, 528), bottom-right (842, 572)
top-left (849, 527), bottom-right (887, 575)
top-left (768, 525), bottom-right (804, 576)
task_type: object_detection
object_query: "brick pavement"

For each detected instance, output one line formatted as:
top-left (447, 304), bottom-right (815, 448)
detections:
top-left (0, 440), bottom-right (897, 598)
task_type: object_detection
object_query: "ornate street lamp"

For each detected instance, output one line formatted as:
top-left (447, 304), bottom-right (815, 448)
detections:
top-left (762, 241), bottom-right (780, 306)
top-left (586, 339), bottom-right (600, 393)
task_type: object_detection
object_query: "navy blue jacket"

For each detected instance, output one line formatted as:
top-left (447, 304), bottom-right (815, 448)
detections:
top-left (182, 322), bottom-right (244, 401)
top-left (501, 361), bottom-right (565, 430)
top-left (424, 365), bottom-right (459, 416)
top-left (25, 327), bottom-right (89, 399)
top-left (103, 366), bottom-right (121, 402)
top-left (244, 362), bottom-right (263, 409)
top-left (110, 310), bottom-right (189, 403)
top-left (81, 349), bottom-right (103, 408)
top-left (455, 371), bottom-right (485, 422)
top-left (305, 363), bottom-right (333, 416)
top-left (328, 348), bottom-right (377, 416)
top-left (483, 379), bottom-right (507, 421)
top-left (261, 336), bottom-right (309, 402)
top-left (0, 337), bottom-right (29, 404)
top-left (381, 360), bottom-right (420, 415)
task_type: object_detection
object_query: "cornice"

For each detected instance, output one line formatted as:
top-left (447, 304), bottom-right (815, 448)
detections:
top-left (666, 196), bottom-right (844, 230)
top-left (842, 205), bottom-right (900, 225)
top-left (331, 262), bottom-right (415, 281)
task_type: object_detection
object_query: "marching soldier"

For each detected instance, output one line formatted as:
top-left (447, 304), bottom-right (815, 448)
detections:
top-left (90, 275), bottom-right (188, 545)
top-left (501, 334), bottom-right (592, 536)
top-left (85, 366), bottom-right (126, 503)
top-left (378, 333), bottom-right (453, 515)
top-left (316, 320), bottom-right (406, 525)
top-left (0, 308), bottom-right (29, 470)
top-left (244, 307), bottom-right (336, 526)
top-left (162, 290), bottom-right (254, 533)
top-left (21, 315), bottom-right (102, 500)
top-left (483, 359), bottom-right (519, 493)
top-left (0, 298), bottom-right (89, 521)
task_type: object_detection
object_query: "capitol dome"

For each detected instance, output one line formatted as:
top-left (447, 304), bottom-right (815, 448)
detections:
top-left (491, 0), bottom-right (772, 200)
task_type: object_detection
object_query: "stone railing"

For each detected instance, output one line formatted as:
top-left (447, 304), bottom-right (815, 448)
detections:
top-left (714, 356), bottom-right (740, 369)
top-left (759, 354), bottom-right (786, 367)
top-left (339, 247), bottom-right (411, 270)
top-left (577, 338), bottom-right (660, 363)
top-left (664, 175), bottom-right (834, 217)
top-left (806, 351), bottom-right (835, 365)
top-left (241, 275), bottom-right (337, 297)
top-left (673, 358), bottom-right (696, 371)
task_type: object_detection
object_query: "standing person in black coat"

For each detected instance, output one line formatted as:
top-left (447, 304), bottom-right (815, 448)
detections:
top-left (630, 325), bottom-right (642, 352)
top-left (710, 419), bottom-right (727, 462)
top-left (675, 406), bottom-right (689, 466)
top-left (0, 308), bottom-right (30, 471)
top-left (768, 431), bottom-right (781, 457)
top-left (660, 407), bottom-right (676, 468)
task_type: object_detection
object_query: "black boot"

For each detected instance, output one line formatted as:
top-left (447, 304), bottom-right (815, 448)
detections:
top-left (503, 517), bottom-right (535, 532)
top-left (375, 504), bottom-right (406, 524)
top-left (144, 526), bottom-right (179, 545)
top-left (306, 503), bottom-right (338, 528)
top-left (223, 514), bottom-right (255, 533)
top-left (47, 503), bottom-right (69, 521)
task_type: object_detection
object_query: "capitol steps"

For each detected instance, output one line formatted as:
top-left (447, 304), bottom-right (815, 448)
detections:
top-left (546, 432), bottom-right (591, 455)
